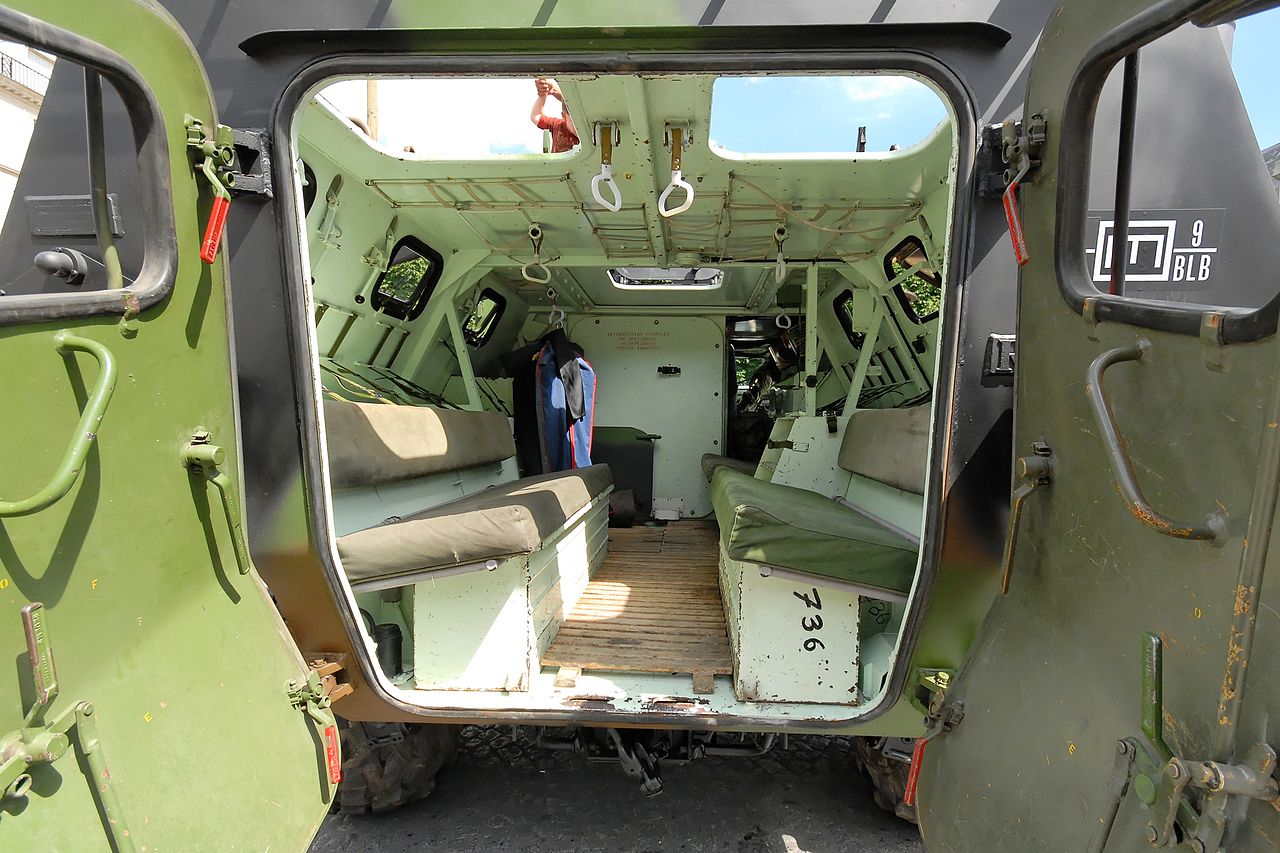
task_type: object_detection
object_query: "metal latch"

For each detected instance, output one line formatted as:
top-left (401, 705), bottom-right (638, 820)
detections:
top-left (903, 670), bottom-right (964, 807)
top-left (184, 114), bottom-right (236, 264)
top-left (228, 128), bottom-right (273, 199)
top-left (994, 113), bottom-right (1047, 266)
top-left (1000, 441), bottom-right (1054, 594)
top-left (287, 663), bottom-right (348, 791)
top-left (984, 334), bottom-right (1016, 377)
top-left (182, 431), bottom-right (252, 575)
top-left (2, 604), bottom-right (133, 851)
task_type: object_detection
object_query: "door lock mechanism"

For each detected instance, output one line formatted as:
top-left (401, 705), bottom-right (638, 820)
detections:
top-left (1000, 441), bottom-right (1053, 594)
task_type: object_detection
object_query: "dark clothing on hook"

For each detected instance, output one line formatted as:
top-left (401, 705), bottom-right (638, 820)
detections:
top-left (501, 328), bottom-right (595, 475)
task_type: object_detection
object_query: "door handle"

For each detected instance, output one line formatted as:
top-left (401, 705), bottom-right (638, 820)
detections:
top-left (1000, 443), bottom-right (1053, 594)
top-left (1086, 341), bottom-right (1226, 541)
top-left (182, 434), bottom-right (252, 574)
top-left (0, 331), bottom-right (116, 517)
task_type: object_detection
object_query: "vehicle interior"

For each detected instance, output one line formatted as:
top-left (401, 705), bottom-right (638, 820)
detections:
top-left (293, 71), bottom-right (956, 722)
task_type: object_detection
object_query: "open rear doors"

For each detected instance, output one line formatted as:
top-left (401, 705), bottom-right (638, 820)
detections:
top-left (918, 1), bottom-right (1280, 850)
top-left (0, 2), bottom-right (334, 849)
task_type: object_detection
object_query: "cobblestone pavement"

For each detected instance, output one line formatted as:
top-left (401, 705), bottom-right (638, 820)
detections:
top-left (311, 727), bottom-right (924, 853)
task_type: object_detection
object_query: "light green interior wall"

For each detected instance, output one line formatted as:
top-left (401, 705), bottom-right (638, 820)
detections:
top-left (291, 69), bottom-right (957, 722)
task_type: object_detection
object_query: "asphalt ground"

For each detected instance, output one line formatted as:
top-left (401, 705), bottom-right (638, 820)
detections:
top-left (310, 727), bottom-right (924, 853)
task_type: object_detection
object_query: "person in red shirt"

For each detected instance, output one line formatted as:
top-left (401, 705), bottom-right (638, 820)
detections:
top-left (530, 78), bottom-right (579, 153)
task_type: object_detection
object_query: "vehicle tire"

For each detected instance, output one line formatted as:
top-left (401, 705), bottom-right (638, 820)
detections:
top-left (335, 720), bottom-right (458, 815)
top-left (852, 736), bottom-right (918, 824)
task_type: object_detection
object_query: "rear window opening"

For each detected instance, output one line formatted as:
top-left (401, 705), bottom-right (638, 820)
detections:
top-left (290, 63), bottom-right (959, 725)
top-left (315, 77), bottom-right (581, 158)
top-left (710, 73), bottom-right (948, 157)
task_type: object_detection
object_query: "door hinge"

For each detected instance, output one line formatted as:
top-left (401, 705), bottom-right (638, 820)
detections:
top-left (2, 604), bottom-right (134, 851)
top-left (981, 114), bottom-right (1047, 266)
top-left (1090, 634), bottom-right (1280, 853)
top-left (227, 129), bottom-right (273, 199)
top-left (184, 114), bottom-right (235, 263)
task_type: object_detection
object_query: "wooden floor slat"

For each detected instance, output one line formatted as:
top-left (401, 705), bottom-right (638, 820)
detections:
top-left (543, 521), bottom-right (731, 679)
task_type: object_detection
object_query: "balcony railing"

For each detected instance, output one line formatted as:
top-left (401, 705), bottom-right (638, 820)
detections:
top-left (0, 52), bottom-right (51, 98)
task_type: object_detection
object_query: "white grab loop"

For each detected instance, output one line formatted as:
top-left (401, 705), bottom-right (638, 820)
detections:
top-left (658, 170), bottom-right (694, 218)
top-left (590, 123), bottom-right (623, 212)
top-left (591, 163), bottom-right (623, 212)
top-left (522, 223), bottom-right (552, 283)
top-left (545, 287), bottom-right (565, 328)
top-left (774, 226), bottom-right (789, 285)
top-left (775, 313), bottom-right (793, 330)
top-left (521, 262), bottom-right (551, 284)
top-left (658, 125), bottom-right (695, 218)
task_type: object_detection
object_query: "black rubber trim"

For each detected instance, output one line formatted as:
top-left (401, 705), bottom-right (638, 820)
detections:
top-left (1053, 0), bottom-right (1280, 344)
top-left (0, 7), bottom-right (177, 328)
top-left (370, 235), bottom-right (444, 321)
top-left (270, 45), bottom-right (977, 730)
top-left (240, 22), bottom-right (1012, 57)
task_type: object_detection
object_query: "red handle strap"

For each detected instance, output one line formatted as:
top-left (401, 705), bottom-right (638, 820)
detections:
top-left (200, 194), bottom-right (231, 264)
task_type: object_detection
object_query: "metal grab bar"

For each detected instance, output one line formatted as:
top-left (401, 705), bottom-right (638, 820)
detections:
top-left (0, 331), bottom-right (116, 517)
top-left (1085, 340), bottom-right (1225, 541)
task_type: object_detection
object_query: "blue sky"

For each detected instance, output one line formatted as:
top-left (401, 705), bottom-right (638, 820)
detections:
top-left (1233, 9), bottom-right (1279, 149)
top-left (321, 13), bottom-right (1275, 158)
top-left (709, 75), bottom-right (946, 154)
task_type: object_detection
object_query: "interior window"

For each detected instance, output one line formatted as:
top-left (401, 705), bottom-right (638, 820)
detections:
top-left (463, 287), bottom-right (506, 347)
top-left (1082, 9), bottom-right (1280, 310)
top-left (607, 267), bottom-right (724, 290)
top-left (710, 74), bottom-right (947, 157)
top-left (371, 236), bottom-right (442, 321)
top-left (883, 237), bottom-right (942, 323)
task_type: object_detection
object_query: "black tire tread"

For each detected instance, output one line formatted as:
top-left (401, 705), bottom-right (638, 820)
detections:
top-left (335, 720), bottom-right (458, 815)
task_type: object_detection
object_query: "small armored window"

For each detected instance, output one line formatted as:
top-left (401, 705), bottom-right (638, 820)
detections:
top-left (883, 237), bottom-right (941, 324)
top-left (371, 236), bottom-right (443, 321)
top-left (1078, 9), bottom-right (1280, 312)
top-left (607, 267), bottom-right (724, 290)
top-left (463, 288), bottom-right (506, 347)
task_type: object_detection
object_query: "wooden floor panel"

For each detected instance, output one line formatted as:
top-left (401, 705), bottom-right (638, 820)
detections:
top-left (542, 520), bottom-right (731, 682)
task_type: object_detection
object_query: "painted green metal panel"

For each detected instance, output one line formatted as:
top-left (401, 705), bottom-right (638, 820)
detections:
top-left (917, 1), bottom-right (1280, 850)
top-left (0, 1), bottom-right (331, 849)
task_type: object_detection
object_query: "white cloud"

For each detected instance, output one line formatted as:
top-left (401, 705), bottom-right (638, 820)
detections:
top-left (840, 75), bottom-right (924, 103)
top-left (318, 78), bottom-right (556, 157)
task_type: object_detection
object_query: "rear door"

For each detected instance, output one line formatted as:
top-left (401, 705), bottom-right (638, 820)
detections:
top-left (0, 1), bottom-right (334, 849)
top-left (918, 1), bottom-right (1280, 850)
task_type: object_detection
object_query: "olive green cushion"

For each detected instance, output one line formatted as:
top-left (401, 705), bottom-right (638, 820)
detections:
top-left (338, 465), bottom-right (613, 582)
top-left (710, 468), bottom-right (917, 595)
top-left (325, 399), bottom-right (516, 489)
top-left (838, 405), bottom-right (930, 495)
top-left (700, 453), bottom-right (756, 481)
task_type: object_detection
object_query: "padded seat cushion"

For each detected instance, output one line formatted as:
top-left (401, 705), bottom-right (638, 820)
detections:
top-left (325, 399), bottom-right (516, 489)
top-left (338, 464), bottom-right (613, 583)
top-left (837, 405), bottom-right (931, 494)
top-left (710, 467), bottom-right (917, 595)
top-left (700, 453), bottom-right (756, 481)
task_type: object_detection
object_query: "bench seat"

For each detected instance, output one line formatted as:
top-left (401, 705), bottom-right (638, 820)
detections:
top-left (338, 464), bottom-right (613, 587)
top-left (700, 453), bottom-right (756, 481)
top-left (710, 467), bottom-right (917, 599)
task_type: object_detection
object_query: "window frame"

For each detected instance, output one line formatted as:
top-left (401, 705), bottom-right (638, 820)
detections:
top-left (882, 236), bottom-right (941, 325)
top-left (1053, 0), bottom-right (1280, 344)
top-left (0, 7), bottom-right (178, 328)
top-left (370, 235), bottom-right (443, 321)
top-left (462, 287), bottom-right (506, 348)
